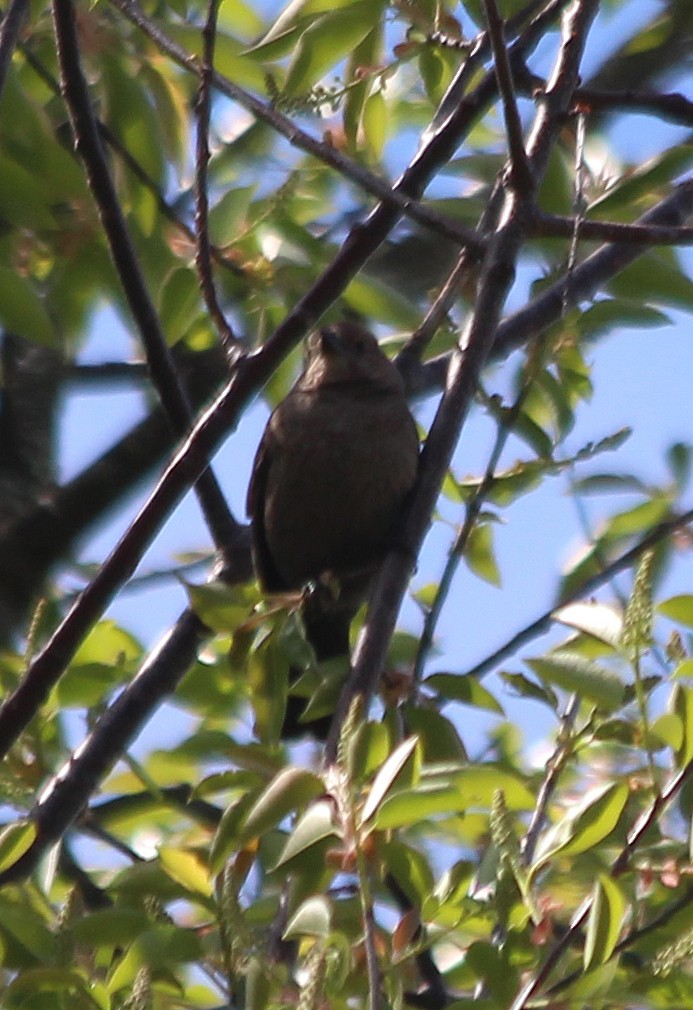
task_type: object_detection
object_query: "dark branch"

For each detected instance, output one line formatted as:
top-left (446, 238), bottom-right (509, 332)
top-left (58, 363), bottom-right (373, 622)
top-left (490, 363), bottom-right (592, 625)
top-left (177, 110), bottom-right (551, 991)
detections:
top-left (51, 0), bottom-right (238, 554)
top-left (0, 0), bottom-right (28, 97)
top-left (194, 0), bottom-right (236, 351)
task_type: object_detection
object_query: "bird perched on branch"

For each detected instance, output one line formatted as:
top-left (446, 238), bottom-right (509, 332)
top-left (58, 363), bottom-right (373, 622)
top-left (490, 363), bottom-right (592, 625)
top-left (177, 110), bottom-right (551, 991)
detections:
top-left (247, 321), bottom-right (419, 737)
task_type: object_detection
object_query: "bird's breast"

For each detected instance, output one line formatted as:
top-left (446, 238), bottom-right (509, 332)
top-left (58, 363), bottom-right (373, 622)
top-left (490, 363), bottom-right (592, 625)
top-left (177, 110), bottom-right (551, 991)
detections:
top-left (263, 390), bottom-right (418, 588)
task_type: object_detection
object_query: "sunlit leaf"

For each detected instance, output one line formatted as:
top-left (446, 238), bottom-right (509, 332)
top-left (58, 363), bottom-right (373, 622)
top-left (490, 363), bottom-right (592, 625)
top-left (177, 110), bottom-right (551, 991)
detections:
top-left (275, 800), bottom-right (339, 867)
top-left (527, 654), bottom-right (625, 709)
top-left (240, 767), bottom-right (324, 842)
top-left (361, 735), bottom-right (420, 823)
top-left (284, 895), bottom-right (331, 939)
top-left (584, 875), bottom-right (628, 970)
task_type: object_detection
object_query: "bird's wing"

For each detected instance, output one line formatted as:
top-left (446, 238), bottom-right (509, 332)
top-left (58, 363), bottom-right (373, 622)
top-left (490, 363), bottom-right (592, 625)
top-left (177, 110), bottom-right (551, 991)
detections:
top-left (246, 428), bottom-right (287, 592)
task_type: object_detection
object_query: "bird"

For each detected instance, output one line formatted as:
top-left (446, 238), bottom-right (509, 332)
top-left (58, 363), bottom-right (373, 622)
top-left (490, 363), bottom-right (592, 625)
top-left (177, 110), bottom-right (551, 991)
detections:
top-left (247, 321), bottom-right (419, 737)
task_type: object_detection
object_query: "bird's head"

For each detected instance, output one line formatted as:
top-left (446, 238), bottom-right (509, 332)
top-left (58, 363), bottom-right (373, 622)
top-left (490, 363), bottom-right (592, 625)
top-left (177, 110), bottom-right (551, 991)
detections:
top-left (300, 321), bottom-right (405, 393)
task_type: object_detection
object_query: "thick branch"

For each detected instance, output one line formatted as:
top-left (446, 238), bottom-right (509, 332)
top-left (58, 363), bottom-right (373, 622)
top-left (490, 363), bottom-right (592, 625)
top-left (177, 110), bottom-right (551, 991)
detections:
top-left (0, 608), bottom-right (210, 884)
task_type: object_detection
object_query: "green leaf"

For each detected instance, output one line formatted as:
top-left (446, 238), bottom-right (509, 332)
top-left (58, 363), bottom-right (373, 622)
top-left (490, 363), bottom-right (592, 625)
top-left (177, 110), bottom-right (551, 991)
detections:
top-left (584, 875), bottom-right (628, 970)
top-left (607, 248), bottom-right (693, 311)
top-left (375, 781), bottom-right (466, 830)
top-left (0, 822), bottom-right (36, 875)
top-left (402, 707), bottom-right (467, 762)
top-left (579, 299), bottom-right (670, 339)
top-left (284, 1), bottom-right (385, 96)
top-left (500, 670), bottom-right (559, 709)
top-left (671, 683), bottom-right (693, 768)
top-left (361, 735), bottom-right (420, 823)
top-left (0, 268), bottom-right (56, 347)
top-left (284, 895), bottom-right (332, 939)
top-left (531, 782), bottom-right (629, 874)
top-left (453, 766), bottom-right (535, 811)
top-left (0, 154), bottom-right (57, 230)
top-left (275, 800), bottom-right (339, 867)
top-left (657, 595), bottom-right (693, 629)
top-left (464, 521), bottom-right (501, 587)
top-left (526, 654), bottom-right (625, 710)
top-left (362, 89), bottom-right (386, 161)
top-left (240, 767), bottom-right (324, 842)
top-left (209, 186), bottom-right (255, 246)
top-left (210, 793), bottom-right (260, 873)
top-left (158, 846), bottom-right (212, 898)
top-left (381, 840), bottom-right (434, 906)
top-left (71, 910), bottom-right (151, 948)
top-left (425, 672), bottom-right (504, 714)
top-left (3, 968), bottom-right (97, 1005)
top-left (107, 926), bottom-right (202, 992)
top-left (158, 267), bottom-right (202, 345)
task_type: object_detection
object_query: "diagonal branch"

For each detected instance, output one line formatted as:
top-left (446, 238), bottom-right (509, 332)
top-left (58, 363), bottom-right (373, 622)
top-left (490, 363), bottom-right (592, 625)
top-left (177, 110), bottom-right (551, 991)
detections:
top-left (51, 0), bottom-right (238, 553)
top-left (0, 0), bottom-right (28, 97)
top-left (324, 0), bottom-right (601, 763)
top-left (0, 608), bottom-right (210, 885)
top-left (465, 504), bottom-right (693, 681)
top-left (483, 0), bottom-right (533, 196)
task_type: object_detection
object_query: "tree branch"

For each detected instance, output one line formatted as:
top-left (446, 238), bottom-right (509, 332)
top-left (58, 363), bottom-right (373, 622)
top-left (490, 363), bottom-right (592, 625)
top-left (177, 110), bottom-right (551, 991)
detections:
top-left (0, 608), bottom-right (210, 884)
top-left (464, 505), bottom-right (693, 679)
top-left (483, 0), bottom-right (533, 196)
top-left (509, 742), bottom-right (693, 1009)
top-left (194, 0), bottom-right (236, 351)
top-left (0, 0), bottom-right (28, 97)
top-left (324, 0), bottom-right (601, 762)
top-left (51, 0), bottom-right (239, 554)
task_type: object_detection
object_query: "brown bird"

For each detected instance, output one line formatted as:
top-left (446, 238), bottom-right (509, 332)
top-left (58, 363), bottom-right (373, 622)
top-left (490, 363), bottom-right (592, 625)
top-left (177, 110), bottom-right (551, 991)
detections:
top-left (247, 321), bottom-right (419, 737)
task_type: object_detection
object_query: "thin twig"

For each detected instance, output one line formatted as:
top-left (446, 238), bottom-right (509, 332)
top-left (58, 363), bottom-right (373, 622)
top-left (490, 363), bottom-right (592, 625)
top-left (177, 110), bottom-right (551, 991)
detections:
top-left (412, 331), bottom-right (550, 690)
top-left (465, 503), bottom-right (693, 679)
top-left (509, 745), bottom-right (693, 1009)
top-left (194, 0), bottom-right (236, 353)
top-left (533, 209), bottom-right (693, 245)
top-left (520, 693), bottom-right (580, 866)
top-left (397, 180), bottom-right (506, 369)
top-left (483, 0), bottom-right (534, 196)
top-left (0, 0), bottom-right (28, 97)
top-left (572, 85), bottom-right (693, 126)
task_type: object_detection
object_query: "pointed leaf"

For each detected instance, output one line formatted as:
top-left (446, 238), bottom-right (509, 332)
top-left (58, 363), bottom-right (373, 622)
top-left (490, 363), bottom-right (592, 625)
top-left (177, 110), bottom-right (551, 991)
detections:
top-left (240, 767), bottom-right (324, 842)
top-left (361, 735), bottom-right (420, 823)
top-left (584, 875), bottom-right (627, 970)
top-left (275, 800), bottom-right (338, 867)
top-left (284, 895), bottom-right (332, 939)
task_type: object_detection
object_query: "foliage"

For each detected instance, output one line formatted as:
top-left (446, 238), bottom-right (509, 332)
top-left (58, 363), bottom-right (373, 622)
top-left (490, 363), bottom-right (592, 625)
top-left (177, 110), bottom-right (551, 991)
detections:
top-left (0, 0), bottom-right (691, 1008)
